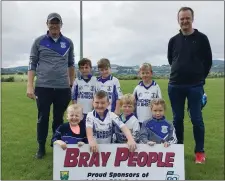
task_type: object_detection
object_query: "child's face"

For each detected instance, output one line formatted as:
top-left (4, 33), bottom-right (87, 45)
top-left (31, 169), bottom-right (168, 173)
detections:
top-left (139, 68), bottom-right (152, 82)
top-left (79, 64), bottom-right (91, 77)
top-left (122, 103), bottom-right (134, 116)
top-left (151, 104), bottom-right (165, 119)
top-left (67, 110), bottom-right (83, 126)
top-left (98, 67), bottom-right (111, 78)
top-left (93, 96), bottom-right (109, 114)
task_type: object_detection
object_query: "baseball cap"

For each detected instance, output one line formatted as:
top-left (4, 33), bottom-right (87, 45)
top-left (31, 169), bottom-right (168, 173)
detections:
top-left (47, 13), bottom-right (62, 23)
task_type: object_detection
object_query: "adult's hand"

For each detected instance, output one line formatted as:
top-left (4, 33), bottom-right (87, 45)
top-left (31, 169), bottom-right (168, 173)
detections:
top-left (26, 85), bottom-right (36, 100)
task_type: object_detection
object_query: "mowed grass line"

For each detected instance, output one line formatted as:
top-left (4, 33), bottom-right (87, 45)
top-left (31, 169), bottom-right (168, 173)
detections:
top-left (1, 79), bottom-right (224, 180)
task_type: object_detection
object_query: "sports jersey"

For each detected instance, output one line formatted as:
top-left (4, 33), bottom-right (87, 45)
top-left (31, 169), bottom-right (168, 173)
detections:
top-left (51, 120), bottom-right (87, 145)
top-left (86, 109), bottom-right (125, 144)
top-left (139, 116), bottom-right (177, 144)
top-left (113, 113), bottom-right (140, 143)
top-left (133, 80), bottom-right (162, 123)
top-left (71, 75), bottom-right (97, 114)
top-left (96, 75), bottom-right (123, 112)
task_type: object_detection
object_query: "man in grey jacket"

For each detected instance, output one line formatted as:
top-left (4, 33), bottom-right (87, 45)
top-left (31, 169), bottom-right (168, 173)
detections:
top-left (26, 13), bottom-right (75, 159)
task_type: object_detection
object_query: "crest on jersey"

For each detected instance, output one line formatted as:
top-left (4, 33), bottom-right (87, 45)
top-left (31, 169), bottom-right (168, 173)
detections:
top-left (79, 86), bottom-right (83, 90)
top-left (151, 92), bottom-right (157, 98)
top-left (60, 42), bottom-right (66, 48)
top-left (161, 126), bottom-right (168, 134)
top-left (93, 123), bottom-right (99, 130)
top-left (90, 86), bottom-right (95, 91)
top-left (107, 123), bottom-right (112, 130)
top-left (107, 86), bottom-right (112, 91)
top-left (138, 93), bottom-right (143, 97)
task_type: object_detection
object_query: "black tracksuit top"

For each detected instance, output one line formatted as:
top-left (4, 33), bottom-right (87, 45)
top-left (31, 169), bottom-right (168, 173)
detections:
top-left (167, 29), bottom-right (212, 85)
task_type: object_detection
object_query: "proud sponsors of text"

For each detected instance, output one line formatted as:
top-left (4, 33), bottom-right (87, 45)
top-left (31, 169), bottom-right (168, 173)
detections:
top-left (86, 172), bottom-right (150, 180)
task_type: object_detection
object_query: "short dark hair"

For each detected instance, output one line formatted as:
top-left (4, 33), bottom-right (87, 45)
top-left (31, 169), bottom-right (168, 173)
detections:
top-left (97, 58), bottom-right (111, 69)
top-left (78, 58), bottom-right (92, 68)
top-left (178, 7), bottom-right (194, 19)
top-left (94, 90), bottom-right (109, 101)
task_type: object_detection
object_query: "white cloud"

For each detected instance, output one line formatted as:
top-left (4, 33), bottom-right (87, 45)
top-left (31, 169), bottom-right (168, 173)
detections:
top-left (2, 1), bottom-right (224, 68)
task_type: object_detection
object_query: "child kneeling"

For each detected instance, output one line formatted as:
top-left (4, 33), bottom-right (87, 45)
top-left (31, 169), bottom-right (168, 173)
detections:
top-left (139, 98), bottom-right (177, 147)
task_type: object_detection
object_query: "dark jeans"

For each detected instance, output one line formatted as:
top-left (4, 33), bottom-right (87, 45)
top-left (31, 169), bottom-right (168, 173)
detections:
top-left (168, 83), bottom-right (205, 153)
top-left (35, 87), bottom-right (71, 145)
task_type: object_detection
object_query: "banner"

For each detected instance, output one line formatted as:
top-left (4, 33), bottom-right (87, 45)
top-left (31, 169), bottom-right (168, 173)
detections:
top-left (53, 144), bottom-right (185, 180)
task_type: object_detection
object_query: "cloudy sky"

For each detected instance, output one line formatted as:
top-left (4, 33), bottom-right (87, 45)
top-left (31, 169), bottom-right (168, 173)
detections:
top-left (2, 1), bottom-right (224, 68)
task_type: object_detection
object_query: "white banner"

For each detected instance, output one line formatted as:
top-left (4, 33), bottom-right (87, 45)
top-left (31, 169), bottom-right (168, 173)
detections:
top-left (53, 144), bottom-right (185, 180)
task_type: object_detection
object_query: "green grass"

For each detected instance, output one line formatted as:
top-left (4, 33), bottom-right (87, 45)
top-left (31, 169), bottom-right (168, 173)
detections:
top-left (1, 79), bottom-right (224, 180)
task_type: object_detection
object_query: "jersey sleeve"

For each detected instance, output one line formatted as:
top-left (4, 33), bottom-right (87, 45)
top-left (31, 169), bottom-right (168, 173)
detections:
top-left (115, 78), bottom-right (123, 99)
top-left (68, 39), bottom-right (75, 67)
top-left (139, 120), bottom-right (149, 144)
top-left (156, 84), bottom-right (162, 98)
top-left (95, 79), bottom-right (101, 92)
top-left (29, 38), bottom-right (41, 71)
top-left (86, 113), bottom-right (94, 128)
top-left (166, 123), bottom-right (177, 144)
top-left (111, 113), bottom-right (125, 129)
top-left (133, 86), bottom-right (138, 116)
top-left (71, 79), bottom-right (78, 100)
top-left (133, 86), bottom-right (138, 100)
top-left (51, 125), bottom-right (63, 144)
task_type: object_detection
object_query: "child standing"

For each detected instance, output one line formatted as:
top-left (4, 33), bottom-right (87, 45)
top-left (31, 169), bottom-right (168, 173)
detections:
top-left (52, 104), bottom-right (87, 150)
top-left (96, 58), bottom-right (123, 115)
top-left (71, 58), bottom-right (97, 120)
top-left (113, 94), bottom-right (140, 143)
top-left (86, 90), bottom-right (136, 152)
top-left (133, 63), bottom-right (162, 126)
top-left (139, 98), bottom-right (177, 147)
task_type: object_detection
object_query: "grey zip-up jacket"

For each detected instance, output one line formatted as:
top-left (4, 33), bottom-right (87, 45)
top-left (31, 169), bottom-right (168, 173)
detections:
top-left (28, 32), bottom-right (75, 88)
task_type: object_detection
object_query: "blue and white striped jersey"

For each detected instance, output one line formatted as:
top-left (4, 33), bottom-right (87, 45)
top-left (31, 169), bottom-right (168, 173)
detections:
top-left (86, 109), bottom-right (125, 144)
top-left (96, 75), bottom-right (123, 112)
top-left (133, 80), bottom-right (162, 123)
top-left (71, 76), bottom-right (97, 114)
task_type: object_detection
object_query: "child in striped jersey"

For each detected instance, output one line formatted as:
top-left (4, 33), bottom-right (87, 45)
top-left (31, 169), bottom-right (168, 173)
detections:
top-left (113, 94), bottom-right (140, 143)
top-left (52, 104), bottom-right (87, 150)
top-left (133, 63), bottom-right (162, 127)
top-left (71, 58), bottom-right (97, 120)
top-left (139, 98), bottom-right (177, 147)
top-left (96, 58), bottom-right (123, 116)
top-left (86, 90), bottom-right (137, 153)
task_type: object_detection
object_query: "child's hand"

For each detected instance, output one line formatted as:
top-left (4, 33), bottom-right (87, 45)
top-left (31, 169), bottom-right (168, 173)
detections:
top-left (114, 111), bottom-right (120, 116)
top-left (163, 142), bottom-right (170, 148)
top-left (147, 141), bottom-right (156, 146)
top-left (78, 141), bottom-right (85, 147)
top-left (89, 140), bottom-right (98, 153)
top-left (127, 139), bottom-right (137, 152)
top-left (54, 140), bottom-right (67, 150)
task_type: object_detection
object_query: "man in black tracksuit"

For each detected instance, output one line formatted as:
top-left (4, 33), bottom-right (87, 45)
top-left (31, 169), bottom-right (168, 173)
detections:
top-left (167, 7), bottom-right (212, 164)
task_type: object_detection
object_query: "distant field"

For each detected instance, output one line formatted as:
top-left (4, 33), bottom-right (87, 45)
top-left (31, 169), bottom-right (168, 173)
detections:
top-left (1, 79), bottom-right (224, 180)
top-left (1, 74), bottom-right (28, 82)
